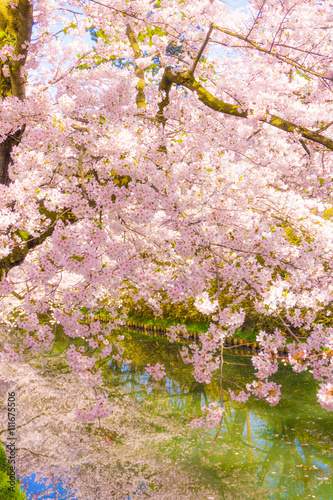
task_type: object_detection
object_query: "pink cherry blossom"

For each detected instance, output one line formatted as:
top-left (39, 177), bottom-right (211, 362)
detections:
top-left (189, 402), bottom-right (224, 429)
top-left (229, 390), bottom-right (250, 404)
top-left (145, 363), bottom-right (166, 381)
top-left (317, 383), bottom-right (333, 411)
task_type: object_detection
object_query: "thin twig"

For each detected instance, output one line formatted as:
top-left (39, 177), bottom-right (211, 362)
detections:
top-left (212, 24), bottom-right (329, 81)
top-left (299, 139), bottom-right (311, 156)
top-left (315, 120), bottom-right (333, 133)
top-left (274, 310), bottom-right (300, 342)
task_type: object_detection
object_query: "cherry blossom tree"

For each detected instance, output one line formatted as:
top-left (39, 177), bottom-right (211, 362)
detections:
top-left (0, 0), bottom-right (333, 456)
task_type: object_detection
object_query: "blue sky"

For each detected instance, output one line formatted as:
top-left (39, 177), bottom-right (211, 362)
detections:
top-left (223, 0), bottom-right (249, 9)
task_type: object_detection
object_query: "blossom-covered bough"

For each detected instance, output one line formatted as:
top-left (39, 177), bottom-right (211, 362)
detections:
top-left (1, 0), bottom-right (333, 482)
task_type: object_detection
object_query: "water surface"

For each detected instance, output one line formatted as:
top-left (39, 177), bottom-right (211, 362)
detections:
top-left (19, 329), bottom-right (333, 499)
top-left (104, 329), bottom-right (333, 499)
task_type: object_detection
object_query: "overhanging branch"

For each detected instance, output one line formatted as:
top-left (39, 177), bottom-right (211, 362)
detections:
top-left (0, 209), bottom-right (78, 281)
top-left (163, 68), bottom-right (333, 151)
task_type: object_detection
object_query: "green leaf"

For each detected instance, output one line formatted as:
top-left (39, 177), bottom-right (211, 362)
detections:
top-left (69, 254), bottom-right (83, 262)
top-left (16, 229), bottom-right (29, 241)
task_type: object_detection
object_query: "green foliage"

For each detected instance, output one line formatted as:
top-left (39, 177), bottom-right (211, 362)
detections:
top-left (0, 444), bottom-right (26, 500)
top-left (296, 69), bottom-right (310, 81)
top-left (15, 230), bottom-right (29, 242)
top-left (137, 26), bottom-right (167, 44)
top-left (282, 222), bottom-right (302, 246)
top-left (111, 170), bottom-right (131, 188)
top-left (123, 295), bottom-right (210, 332)
top-left (122, 281), bottom-right (333, 340)
top-left (323, 207), bottom-right (333, 219)
top-left (63, 22), bottom-right (77, 35)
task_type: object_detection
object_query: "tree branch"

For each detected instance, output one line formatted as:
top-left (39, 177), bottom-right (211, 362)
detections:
top-left (0, 209), bottom-right (78, 281)
top-left (191, 24), bottom-right (214, 75)
top-left (0, 127), bottom-right (25, 186)
top-left (0, 1), bottom-right (33, 185)
top-left (126, 24), bottom-right (146, 109)
top-left (299, 139), bottom-right (311, 156)
top-left (156, 68), bottom-right (173, 127)
top-left (163, 68), bottom-right (333, 151)
top-left (212, 24), bottom-right (329, 82)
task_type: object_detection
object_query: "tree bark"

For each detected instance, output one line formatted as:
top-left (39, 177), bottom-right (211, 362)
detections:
top-left (0, 0), bottom-right (33, 186)
top-left (0, 128), bottom-right (24, 185)
top-left (164, 68), bottom-right (333, 151)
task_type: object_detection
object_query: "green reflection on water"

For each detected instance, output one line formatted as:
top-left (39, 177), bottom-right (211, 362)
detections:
top-left (105, 329), bottom-right (333, 499)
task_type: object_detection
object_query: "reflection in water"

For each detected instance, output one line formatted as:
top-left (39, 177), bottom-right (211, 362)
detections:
top-left (105, 329), bottom-right (333, 499)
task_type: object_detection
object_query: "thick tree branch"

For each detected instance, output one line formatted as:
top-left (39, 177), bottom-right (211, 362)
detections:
top-left (156, 68), bottom-right (173, 127)
top-left (126, 24), bottom-right (146, 109)
top-left (165, 68), bottom-right (247, 117)
top-left (0, 127), bottom-right (24, 185)
top-left (0, 0), bottom-right (33, 186)
top-left (10, 0), bottom-right (33, 100)
top-left (0, 209), bottom-right (78, 281)
top-left (0, 0), bottom-right (33, 100)
top-left (164, 68), bottom-right (333, 151)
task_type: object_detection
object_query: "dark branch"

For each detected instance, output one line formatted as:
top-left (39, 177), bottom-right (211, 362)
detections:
top-left (191, 24), bottom-right (214, 75)
top-left (0, 210), bottom-right (78, 281)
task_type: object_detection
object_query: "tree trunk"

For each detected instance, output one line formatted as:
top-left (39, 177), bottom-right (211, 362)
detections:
top-left (0, 128), bottom-right (24, 186)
